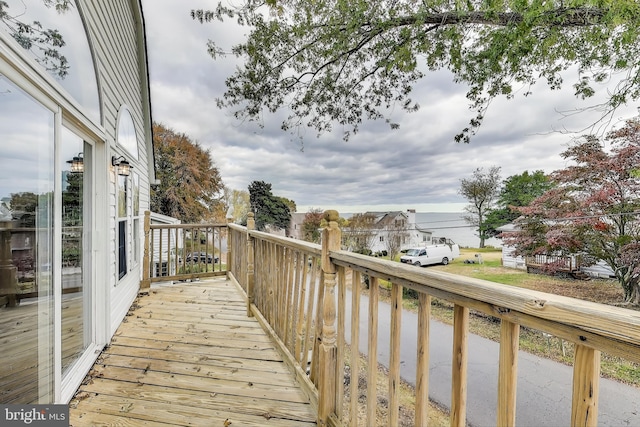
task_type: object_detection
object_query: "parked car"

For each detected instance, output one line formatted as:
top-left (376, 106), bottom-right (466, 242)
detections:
top-left (186, 252), bottom-right (219, 264)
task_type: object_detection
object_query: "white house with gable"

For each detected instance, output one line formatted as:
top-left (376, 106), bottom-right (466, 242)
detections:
top-left (355, 209), bottom-right (434, 253)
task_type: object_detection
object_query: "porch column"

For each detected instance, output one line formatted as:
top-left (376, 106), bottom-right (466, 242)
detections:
top-left (318, 210), bottom-right (341, 426)
top-left (246, 212), bottom-right (255, 317)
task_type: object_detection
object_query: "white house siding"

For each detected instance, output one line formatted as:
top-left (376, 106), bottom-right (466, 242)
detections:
top-left (501, 246), bottom-right (526, 270)
top-left (0, 0), bottom-right (151, 404)
top-left (80, 0), bottom-right (153, 336)
top-left (150, 212), bottom-right (182, 277)
top-left (500, 245), bottom-right (615, 278)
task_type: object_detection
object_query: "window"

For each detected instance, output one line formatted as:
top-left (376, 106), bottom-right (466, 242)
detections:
top-left (115, 106), bottom-right (139, 281)
top-left (132, 172), bottom-right (140, 264)
top-left (61, 129), bottom-right (92, 376)
top-left (0, 74), bottom-right (55, 403)
top-left (1, 0), bottom-right (100, 120)
top-left (117, 107), bottom-right (138, 159)
top-left (117, 175), bottom-right (128, 280)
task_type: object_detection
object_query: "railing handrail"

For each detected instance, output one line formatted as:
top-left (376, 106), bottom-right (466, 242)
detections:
top-left (149, 222), bottom-right (229, 230)
top-left (220, 212), bottom-right (640, 426)
top-left (141, 211), bottom-right (229, 288)
top-left (330, 249), bottom-right (640, 355)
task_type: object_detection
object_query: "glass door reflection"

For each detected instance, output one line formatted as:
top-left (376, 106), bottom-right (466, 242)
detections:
top-left (61, 129), bottom-right (91, 376)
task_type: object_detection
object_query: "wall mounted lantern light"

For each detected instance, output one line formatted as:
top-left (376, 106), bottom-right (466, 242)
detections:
top-left (66, 153), bottom-right (84, 173)
top-left (111, 155), bottom-right (132, 176)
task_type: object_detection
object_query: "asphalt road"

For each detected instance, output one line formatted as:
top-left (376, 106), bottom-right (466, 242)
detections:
top-left (344, 291), bottom-right (640, 427)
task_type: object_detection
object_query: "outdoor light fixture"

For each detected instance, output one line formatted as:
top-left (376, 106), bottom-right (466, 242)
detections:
top-left (111, 155), bottom-right (132, 176)
top-left (67, 153), bottom-right (84, 173)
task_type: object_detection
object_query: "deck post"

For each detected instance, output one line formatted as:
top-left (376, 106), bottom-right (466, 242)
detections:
top-left (318, 210), bottom-right (341, 426)
top-left (226, 215), bottom-right (233, 274)
top-left (246, 212), bottom-right (255, 317)
top-left (141, 210), bottom-right (151, 289)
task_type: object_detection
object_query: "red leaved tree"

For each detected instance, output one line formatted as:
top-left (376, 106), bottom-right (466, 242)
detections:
top-left (503, 117), bottom-right (640, 304)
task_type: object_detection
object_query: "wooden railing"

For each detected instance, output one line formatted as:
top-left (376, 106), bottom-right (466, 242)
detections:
top-left (141, 211), bottom-right (228, 288)
top-left (227, 211), bottom-right (640, 427)
top-left (525, 254), bottom-right (581, 273)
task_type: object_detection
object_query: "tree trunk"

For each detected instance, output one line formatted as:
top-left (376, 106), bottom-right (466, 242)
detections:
top-left (622, 273), bottom-right (640, 305)
top-left (627, 281), bottom-right (640, 305)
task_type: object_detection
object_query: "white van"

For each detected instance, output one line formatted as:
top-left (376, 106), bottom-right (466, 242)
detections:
top-left (400, 243), bottom-right (460, 267)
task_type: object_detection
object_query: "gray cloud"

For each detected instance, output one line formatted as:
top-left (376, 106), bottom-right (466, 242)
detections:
top-left (142, 1), bottom-right (638, 213)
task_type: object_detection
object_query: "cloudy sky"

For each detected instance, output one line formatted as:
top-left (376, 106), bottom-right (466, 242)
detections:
top-left (140, 1), bottom-right (637, 214)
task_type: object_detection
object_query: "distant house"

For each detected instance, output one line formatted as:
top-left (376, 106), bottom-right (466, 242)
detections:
top-left (150, 212), bottom-right (182, 278)
top-left (288, 212), bottom-right (307, 240)
top-left (345, 209), bottom-right (434, 253)
top-left (1, 0), bottom-right (154, 404)
top-left (497, 224), bottom-right (615, 279)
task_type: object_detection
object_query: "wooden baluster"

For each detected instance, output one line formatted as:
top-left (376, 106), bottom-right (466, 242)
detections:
top-left (302, 256), bottom-right (317, 376)
top-left (571, 344), bottom-right (600, 427)
top-left (290, 251), bottom-right (302, 355)
top-left (349, 270), bottom-right (361, 427)
top-left (336, 266), bottom-right (346, 419)
top-left (317, 210), bottom-right (341, 426)
top-left (246, 212), bottom-right (255, 317)
top-left (226, 219), bottom-right (232, 275)
top-left (451, 305), bottom-right (469, 427)
top-left (295, 251), bottom-right (308, 362)
top-left (158, 224), bottom-right (164, 276)
top-left (389, 282), bottom-right (402, 427)
top-left (141, 210), bottom-right (150, 289)
top-left (283, 248), bottom-right (294, 349)
top-left (497, 320), bottom-right (520, 427)
top-left (415, 293), bottom-right (431, 427)
top-left (311, 265), bottom-right (325, 385)
top-left (366, 276), bottom-right (379, 427)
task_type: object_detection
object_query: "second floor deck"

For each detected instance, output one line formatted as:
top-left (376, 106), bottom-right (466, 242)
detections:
top-left (68, 210), bottom-right (640, 426)
top-left (70, 277), bottom-right (315, 426)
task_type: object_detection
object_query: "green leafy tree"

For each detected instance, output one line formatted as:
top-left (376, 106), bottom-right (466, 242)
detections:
top-left (504, 118), bottom-right (640, 304)
top-left (193, 1), bottom-right (640, 142)
top-left (484, 170), bottom-right (553, 237)
top-left (301, 208), bottom-right (324, 243)
top-left (151, 123), bottom-right (225, 223)
top-left (248, 180), bottom-right (293, 231)
top-left (227, 188), bottom-right (250, 225)
top-left (459, 166), bottom-right (501, 248)
top-left (278, 196), bottom-right (297, 216)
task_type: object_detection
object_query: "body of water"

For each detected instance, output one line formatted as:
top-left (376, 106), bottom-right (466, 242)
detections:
top-left (414, 212), bottom-right (502, 248)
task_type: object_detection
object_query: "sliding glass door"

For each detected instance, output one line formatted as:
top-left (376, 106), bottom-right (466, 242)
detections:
top-left (0, 75), bottom-right (96, 404)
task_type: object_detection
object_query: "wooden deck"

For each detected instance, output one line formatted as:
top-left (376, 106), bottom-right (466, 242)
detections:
top-left (70, 278), bottom-right (316, 426)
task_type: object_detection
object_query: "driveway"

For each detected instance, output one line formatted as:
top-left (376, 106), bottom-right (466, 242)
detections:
top-left (344, 291), bottom-right (640, 426)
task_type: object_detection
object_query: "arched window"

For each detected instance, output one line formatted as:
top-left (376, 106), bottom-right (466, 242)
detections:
top-left (1, 0), bottom-right (101, 121)
top-left (116, 106), bottom-right (138, 159)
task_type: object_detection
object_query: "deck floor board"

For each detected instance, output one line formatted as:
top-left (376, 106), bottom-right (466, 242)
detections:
top-left (70, 278), bottom-right (315, 426)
